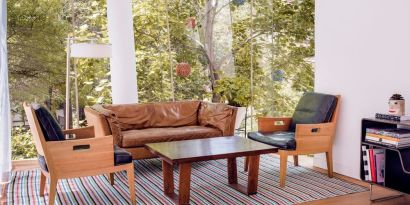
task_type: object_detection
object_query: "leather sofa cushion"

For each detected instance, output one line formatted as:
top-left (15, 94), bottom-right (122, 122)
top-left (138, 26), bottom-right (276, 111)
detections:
top-left (102, 101), bottom-right (201, 130)
top-left (151, 101), bottom-right (201, 127)
top-left (248, 131), bottom-right (296, 150)
top-left (102, 103), bottom-right (154, 130)
top-left (37, 145), bottom-right (132, 171)
top-left (290, 92), bottom-right (337, 131)
top-left (121, 126), bottom-right (223, 148)
top-left (32, 104), bottom-right (65, 141)
top-left (198, 102), bottom-right (235, 135)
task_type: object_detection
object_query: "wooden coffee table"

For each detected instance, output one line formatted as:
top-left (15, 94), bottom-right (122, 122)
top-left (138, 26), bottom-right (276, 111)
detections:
top-left (145, 136), bottom-right (278, 205)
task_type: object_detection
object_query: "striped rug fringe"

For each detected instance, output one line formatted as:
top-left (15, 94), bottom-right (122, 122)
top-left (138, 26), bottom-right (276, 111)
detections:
top-left (6, 155), bottom-right (368, 205)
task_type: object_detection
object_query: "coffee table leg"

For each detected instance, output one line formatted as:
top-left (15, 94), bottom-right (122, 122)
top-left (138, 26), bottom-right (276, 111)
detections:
top-left (227, 157), bottom-right (238, 184)
top-left (162, 160), bottom-right (174, 197)
top-left (247, 155), bottom-right (260, 195)
top-left (179, 163), bottom-right (191, 205)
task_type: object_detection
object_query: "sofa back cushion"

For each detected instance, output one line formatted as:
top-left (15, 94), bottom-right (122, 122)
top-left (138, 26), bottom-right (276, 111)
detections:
top-left (102, 103), bottom-right (154, 130)
top-left (101, 101), bottom-right (201, 130)
top-left (32, 103), bottom-right (65, 141)
top-left (151, 101), bottom-right (201, 128)
top-left (290, 92), bottom-right (338, 131)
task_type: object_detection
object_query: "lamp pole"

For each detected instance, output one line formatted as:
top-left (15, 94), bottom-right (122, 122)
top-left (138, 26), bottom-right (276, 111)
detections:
top-left (65, 37), bottom-right (71, 130)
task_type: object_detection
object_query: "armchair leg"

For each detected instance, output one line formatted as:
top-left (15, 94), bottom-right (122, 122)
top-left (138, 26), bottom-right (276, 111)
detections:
top-left (326, 151), bottom-right (334, 178)
top-left (48, 177), bottom-right (58, 205)
top-left (279, 152), bottom-right (288, 188)
top-left (39, 172), bottom-right (46, 197)
top-left (127, 165), bottom-right (136, 205)
top-left (109, 173), bottom-right (115, 185)
top-left (244, 156), bottom-right (249, 172)
top-left (293, 155), bottom-right (299, 166)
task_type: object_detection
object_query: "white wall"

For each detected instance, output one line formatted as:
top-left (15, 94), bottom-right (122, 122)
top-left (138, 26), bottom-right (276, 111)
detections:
top-left (315, 0), bottom-right (410, 179)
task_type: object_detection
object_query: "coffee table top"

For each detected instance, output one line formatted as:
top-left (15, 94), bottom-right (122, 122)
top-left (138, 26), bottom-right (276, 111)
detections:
top-left (145, 136), bottom-right (278, 164)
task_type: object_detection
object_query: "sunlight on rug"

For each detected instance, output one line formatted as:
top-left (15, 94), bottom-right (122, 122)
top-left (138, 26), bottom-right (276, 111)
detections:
top-left (5, 155), bottom-right (368, 205)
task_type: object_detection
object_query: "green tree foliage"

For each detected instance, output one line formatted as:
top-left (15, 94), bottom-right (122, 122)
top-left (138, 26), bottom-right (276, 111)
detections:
top-left (8, 0), bottom-right (68, 112)
top-left (11, 127), bottom-right (37, 160)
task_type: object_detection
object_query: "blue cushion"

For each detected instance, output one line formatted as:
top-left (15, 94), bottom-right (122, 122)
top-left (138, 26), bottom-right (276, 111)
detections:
top-left (289, 92), bottom-right (337, 131)
top-left (248, 131), bottom-right (296, 150)
top-left (38, 146), bottom-right (132, 172)
top-left (114, 145), bottom-right (133, 166)
top-left (37, 155), bottom-right (48, 172)
top-left (32, 104), bottom-right (65, 141)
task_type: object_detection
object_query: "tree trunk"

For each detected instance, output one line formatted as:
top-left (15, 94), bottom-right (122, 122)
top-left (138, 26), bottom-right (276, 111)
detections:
top-left (204, 0), bottom-right (221, 102)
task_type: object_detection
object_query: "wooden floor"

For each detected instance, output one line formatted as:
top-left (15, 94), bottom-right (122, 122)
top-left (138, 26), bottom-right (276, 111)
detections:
top-left (1, 157), bottom-right (409, 205)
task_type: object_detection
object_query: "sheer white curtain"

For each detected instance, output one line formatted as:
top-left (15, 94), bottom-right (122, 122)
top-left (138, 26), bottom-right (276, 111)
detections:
top-left (0, 0), bottom-right (11, 185)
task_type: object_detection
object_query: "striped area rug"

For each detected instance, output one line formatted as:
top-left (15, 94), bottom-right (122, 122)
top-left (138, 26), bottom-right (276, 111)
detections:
top-left (6, 155), bottom-right (367, 205)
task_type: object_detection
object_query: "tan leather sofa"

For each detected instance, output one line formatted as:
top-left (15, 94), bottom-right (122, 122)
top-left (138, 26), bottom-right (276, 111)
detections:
top-left (84, 101), bottom-right (237, 159)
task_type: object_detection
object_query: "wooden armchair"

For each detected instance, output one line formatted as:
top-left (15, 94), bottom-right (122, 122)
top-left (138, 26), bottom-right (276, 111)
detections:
top-left (23, 103), bottom-right (136, 205)
top-left (245, 93), bottom-right (340, 187)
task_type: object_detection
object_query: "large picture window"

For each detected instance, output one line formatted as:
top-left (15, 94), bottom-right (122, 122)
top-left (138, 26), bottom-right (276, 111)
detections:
top-left (8, 0), bottom-right (314, 159)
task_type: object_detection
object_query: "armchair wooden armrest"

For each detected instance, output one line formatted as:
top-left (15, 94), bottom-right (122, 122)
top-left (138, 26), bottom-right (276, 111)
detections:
top-left (63, 126), bottom-right (95, 139)
top-left (294, 123), bottom-right (336, 153)
top-left (45, 135), bottom-right (114, 177)
top-left (295, 122), bottom-right (335, 137)
top-left (258, 117), bottom-right (292, 132)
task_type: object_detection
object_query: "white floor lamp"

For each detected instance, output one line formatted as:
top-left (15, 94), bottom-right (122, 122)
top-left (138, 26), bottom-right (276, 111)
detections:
top-left (66, 38), bottom-right (111, 130)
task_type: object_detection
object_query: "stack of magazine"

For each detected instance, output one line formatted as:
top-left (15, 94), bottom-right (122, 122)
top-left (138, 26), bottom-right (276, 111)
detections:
top-left (365, 128), bottom-right (410, 148)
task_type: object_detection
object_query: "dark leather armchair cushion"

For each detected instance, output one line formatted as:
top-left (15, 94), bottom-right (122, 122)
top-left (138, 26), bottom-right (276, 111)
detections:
top-left (289, 92), bottom-right (337, 131)
top-left (32, 103), bottom-right (65, 141)
top-left (114, 145), bottom-right (133, 166)
top-left (248, 131), bottom-right (296, 150)
top-left (38, 154), bottom-right (49, 172)
top-left (38, 146), bottom-right (132, 172)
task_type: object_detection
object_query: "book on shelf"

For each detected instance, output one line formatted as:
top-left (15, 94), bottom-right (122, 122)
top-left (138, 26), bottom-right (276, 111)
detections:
top-left (374, 149), bottom-right (385, 183)
top-left (362, 146), bottom-right (371, 181)
top-left (375, 113), bottom-right (410, 121)
top-left (362, 146), bottom-right (385, 183)
top-left (369, 149), bottom-right (377, 182)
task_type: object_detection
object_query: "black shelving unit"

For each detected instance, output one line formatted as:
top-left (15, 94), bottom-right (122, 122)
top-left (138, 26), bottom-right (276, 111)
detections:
top-left (361, 118), bottom-right (410, 201)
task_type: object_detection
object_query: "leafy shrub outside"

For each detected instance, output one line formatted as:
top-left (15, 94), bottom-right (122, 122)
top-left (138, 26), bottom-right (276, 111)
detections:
top-left (12, 127), bottom-right (37, 160)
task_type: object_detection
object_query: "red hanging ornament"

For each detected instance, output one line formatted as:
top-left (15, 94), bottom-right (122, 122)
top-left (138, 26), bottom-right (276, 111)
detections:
top-left (186, 17), bottom-right (196, 29)
top-left (176, 63), bottom-right (192, 78)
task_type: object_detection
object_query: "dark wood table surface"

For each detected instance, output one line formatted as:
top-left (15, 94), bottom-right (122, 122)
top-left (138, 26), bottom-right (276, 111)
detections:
top-left (145, 136), bottom-right (278, 205)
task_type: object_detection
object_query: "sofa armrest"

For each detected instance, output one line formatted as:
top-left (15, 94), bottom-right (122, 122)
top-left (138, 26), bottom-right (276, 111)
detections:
top-left (85, 106), bottom-right (124, 147)
top-left (224, 105), bottom-right (238, 136)
top-left (198, 102), bottom-right (238, 136)
top-left (258, 117), bottom-right (291, 132)
top-left (84, 107), bottom-right (112, 137)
